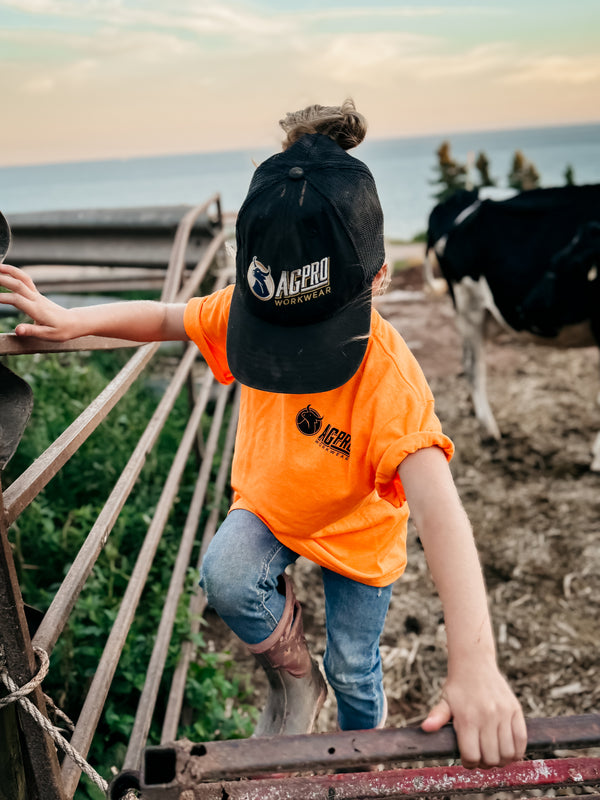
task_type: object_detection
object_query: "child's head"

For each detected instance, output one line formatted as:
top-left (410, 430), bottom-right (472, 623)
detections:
top-left (227, 99), bottom-right (385, 394)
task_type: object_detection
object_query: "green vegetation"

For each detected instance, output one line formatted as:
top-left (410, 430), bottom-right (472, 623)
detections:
top-left (0, 315), bottom-right (256, 799)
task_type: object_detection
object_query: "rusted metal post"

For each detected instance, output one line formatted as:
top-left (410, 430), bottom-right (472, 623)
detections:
top-left (0, 489), bottom-right (66, 800)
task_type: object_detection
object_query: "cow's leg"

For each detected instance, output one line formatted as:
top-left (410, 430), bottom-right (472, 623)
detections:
top-left (453, 277), bottom-right (501, 441)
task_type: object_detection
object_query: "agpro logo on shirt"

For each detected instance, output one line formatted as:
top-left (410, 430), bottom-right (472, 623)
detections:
top-left (247, 256), bottom-right (331, 304)
top-left (296, 404), bottom-right (351, 460)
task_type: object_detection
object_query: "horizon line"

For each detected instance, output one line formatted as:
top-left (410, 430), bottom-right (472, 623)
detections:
top-left (2, 119), bottom-right (600, 171)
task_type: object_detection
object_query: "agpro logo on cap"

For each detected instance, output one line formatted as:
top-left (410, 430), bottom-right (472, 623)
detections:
top-left (247, 255), bottom-right (331, 305)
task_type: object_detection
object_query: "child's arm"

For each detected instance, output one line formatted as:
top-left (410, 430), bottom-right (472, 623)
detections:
top-left (0, 263), bottom-right (188, 342)
top-left (397, 446), bottom-right (527, 769)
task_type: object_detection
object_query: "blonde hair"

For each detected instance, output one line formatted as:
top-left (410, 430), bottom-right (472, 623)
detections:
top-left (372, 263), bottom-right (391, 296)
top-left (279, 98), bottom-right (367, 152)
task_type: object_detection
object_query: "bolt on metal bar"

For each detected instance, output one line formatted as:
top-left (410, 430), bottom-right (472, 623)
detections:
top-left (160, 381), bottom-right (240, 744)
top-left (61, 363), bottom-right (218, 799)
top-left (123, 381), bottom-right (234, 770)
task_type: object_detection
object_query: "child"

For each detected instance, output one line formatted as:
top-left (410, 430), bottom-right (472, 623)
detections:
top-left (0, 99), bottom-right (526, 769)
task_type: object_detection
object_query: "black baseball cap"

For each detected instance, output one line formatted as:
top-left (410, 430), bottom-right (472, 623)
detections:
top-left (227, 133), bottom-right (385, 394)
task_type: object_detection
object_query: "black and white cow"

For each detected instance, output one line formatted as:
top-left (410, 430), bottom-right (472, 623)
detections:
top-left (425, 184), bottom-right (600, 471)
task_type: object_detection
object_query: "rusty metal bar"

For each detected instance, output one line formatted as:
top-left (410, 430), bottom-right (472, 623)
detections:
top-left (146, 714), bottom-right (600, 783)
top-left (32, 343), bottom-right (200, 656)
top-left (160, 382), bottom-right (240, 744)
top-left (0, 491), bottom-right (66, 800)
top-left (123, 382), bottom-right (234, 771)
top-left (126, 756), bottom-right (600, 800)
top-left (61, 363), bottom-right (218, 799)
top-left (161, 196), bottom-right (221, 303)
top-left (3, 342), bottom-right (158, 525)
top-left (175, 228), bottom-right (229, 304)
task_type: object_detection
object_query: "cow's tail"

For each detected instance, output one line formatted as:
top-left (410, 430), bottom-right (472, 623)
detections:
top-left (423, 245), bottom-right (448, 296)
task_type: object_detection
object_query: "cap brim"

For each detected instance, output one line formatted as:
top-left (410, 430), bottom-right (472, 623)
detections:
top-left (227, 286), bottom-right (371, 394)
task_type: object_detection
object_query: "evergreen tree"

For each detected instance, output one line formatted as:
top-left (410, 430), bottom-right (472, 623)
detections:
top-left (475, 151), bottom-right (496, 188)
top-left (508, 150), bottom-right (540, 191)
top-left (431, 140), bottom-right (468, 201)
top-left (564, 164), bottom-right (576, 185)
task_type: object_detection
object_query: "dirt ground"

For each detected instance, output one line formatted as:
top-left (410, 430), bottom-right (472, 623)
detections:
top-left (203, 259), bottom-right (600, 740)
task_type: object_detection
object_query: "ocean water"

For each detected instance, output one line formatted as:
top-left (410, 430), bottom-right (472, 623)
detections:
top-left (1, 122), bottom-right (599, 241)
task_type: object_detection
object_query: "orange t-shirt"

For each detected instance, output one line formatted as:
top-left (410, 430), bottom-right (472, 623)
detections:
top-left (184, 285), bottom-right (454, 587)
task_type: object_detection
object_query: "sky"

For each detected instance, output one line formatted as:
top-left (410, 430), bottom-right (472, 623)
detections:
top-left (1, 0), bottom-right (599, 166)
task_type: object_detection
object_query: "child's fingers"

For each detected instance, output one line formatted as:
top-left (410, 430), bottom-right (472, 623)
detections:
top-left (14, 321), bottom-right (59, 339)
top-left (510, 709), bottom-right (528, 761)
top-left (0, 287), bottom-right (41, 321)
top-left (421, 697), bottom-right (452, 732)
top-left (497, 718), bottom-right (520, 765)
top-left (0, 263), bottom-right (38, 292)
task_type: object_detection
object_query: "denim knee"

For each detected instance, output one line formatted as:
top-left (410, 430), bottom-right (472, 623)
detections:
top-left (199, 510), bottom-right (297, 635)
top-left (199, 542), bottom-right (248, 618)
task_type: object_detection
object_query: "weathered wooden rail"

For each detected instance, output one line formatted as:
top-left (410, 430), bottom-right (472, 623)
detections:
top-left (5, 205), bottom-right (220, 269)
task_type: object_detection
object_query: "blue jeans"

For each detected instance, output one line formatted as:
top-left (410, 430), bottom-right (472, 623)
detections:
top-left (200, 509), bottom-right (393, 730)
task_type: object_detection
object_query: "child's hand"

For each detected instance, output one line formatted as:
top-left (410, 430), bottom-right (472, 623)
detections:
top-left (0, 263), bottom-right (74, 340)
top-left (421, 661), bottom-right (527, 769)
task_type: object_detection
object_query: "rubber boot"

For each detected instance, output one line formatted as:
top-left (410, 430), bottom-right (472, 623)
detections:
top-left (247, 574), bottom-right (327, 737)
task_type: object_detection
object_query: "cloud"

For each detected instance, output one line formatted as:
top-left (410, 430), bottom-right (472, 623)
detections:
top-left (292, 34), bottom-right (512, 86)
top-left (303, 4), bottom-right (507, 22)
top-left (22, 74), bottom-right (55, 93)
top-left (502, 55), bottom-right (600, 86)
top-left (0, 0), bottom-right (292, 37)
